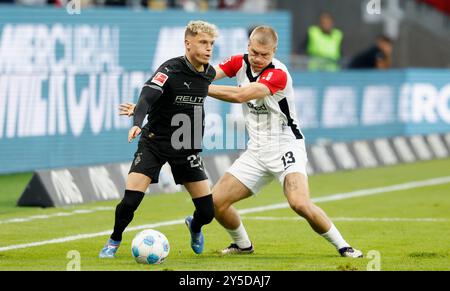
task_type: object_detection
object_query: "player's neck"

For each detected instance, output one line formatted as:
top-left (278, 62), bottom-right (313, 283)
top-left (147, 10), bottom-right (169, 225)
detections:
top-left (250, 66), bottom-right (262, 74)
top-left (185, 55), bottom-right (205, 72)
top-left (250, 63), bottom-right (272, 75)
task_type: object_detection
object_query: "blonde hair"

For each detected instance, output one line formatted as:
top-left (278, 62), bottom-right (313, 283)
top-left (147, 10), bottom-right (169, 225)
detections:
top-left (249, 26), bottom-right (278, 47)
top-left (185, 20), bottom-right (219, 39)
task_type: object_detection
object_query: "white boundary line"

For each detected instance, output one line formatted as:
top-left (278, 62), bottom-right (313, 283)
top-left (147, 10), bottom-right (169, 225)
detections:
top-left (241, 216), bottom-right (449, 222)
top-left (1, 176), bottom-right (449, 252)
top-left (0, 207), bottom-right (114, 225)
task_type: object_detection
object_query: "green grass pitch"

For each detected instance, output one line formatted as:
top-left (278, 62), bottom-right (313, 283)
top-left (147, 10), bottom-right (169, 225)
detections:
top-left (0, 159), bottom-right (449, 271)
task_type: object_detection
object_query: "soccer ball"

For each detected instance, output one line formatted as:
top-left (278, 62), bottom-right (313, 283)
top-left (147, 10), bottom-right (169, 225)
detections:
top-left (131, 229), bottom-right (170, 264)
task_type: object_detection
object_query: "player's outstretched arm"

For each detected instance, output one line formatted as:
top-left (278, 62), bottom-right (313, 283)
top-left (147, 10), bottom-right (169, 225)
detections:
top-left (118, 103), bottom-right (139, 142)
top-left (126, 81), bottom-right (163, 142)
top-left (213, 65), bottom-right (227, 81)
top-left (208, 82), bottom-right (271, 103)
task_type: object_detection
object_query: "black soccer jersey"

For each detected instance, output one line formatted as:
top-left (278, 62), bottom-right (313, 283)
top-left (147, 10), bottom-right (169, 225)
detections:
top-left (133, 56), bottom-right (216, 154)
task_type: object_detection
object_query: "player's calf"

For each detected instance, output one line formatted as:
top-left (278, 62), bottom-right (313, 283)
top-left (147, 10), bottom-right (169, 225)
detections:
top-left (110, 190), bottom-right (145, 242)
top-left (191, 194), bottom-right (215, 233)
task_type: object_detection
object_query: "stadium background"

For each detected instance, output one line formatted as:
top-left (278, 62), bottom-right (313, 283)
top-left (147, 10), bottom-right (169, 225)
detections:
top-left (0, 0), bottom-right (449, 271)
top-left (1, 0), bottom-right (449, 175)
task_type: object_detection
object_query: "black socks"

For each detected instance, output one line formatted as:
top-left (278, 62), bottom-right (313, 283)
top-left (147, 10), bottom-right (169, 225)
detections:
top-left (111, 190), bottom-right (145, 242)
top-left (190, 194), bottom-right (215, 233)
top-left (110, 191), bottom-right (214, 241)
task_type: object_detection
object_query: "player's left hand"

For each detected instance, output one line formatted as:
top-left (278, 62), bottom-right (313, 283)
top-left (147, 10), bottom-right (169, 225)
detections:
top-left (119, 103), bottom-right (136, 117)
top-left (128, 126), bottom-right (141, 143)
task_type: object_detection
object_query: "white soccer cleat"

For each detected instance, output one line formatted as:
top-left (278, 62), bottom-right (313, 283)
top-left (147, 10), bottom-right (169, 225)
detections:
top-left (220, 243), bottom-right (254, 255)
top-left (339, 247), bottom-right (363, 258)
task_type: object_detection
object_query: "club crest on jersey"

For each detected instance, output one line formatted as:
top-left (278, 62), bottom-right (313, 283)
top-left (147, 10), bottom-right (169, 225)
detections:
top-left (151, 72), bottom-right (169, 87)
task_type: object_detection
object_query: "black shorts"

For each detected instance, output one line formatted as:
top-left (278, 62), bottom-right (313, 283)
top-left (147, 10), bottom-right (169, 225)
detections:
top-left (128, 130), bottom-right (208, 185)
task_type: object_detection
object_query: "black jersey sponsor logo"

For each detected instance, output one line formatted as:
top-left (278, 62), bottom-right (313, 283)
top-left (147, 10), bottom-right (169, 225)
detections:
top-left (174, 96), bottom-right (205, 105)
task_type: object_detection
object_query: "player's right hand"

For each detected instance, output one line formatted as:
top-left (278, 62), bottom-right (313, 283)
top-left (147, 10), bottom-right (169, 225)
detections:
top-left (128, 126), bottom-right (141, 143)
top-left (119, 102), bottom-right (136, 117)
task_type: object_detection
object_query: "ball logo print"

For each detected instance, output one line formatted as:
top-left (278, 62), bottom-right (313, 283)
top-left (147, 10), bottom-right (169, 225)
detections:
top-left (131, 229), bottom-right (170, 265)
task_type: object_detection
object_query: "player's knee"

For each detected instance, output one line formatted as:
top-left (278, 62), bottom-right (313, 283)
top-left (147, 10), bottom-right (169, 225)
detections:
top-left (214, 199), bottom-right (231, 217)
top-left (212, 187), bottom-right (229, 211)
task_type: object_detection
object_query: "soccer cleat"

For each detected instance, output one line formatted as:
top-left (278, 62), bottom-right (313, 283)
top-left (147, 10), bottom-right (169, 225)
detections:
top-left (99, 238), bottom-right (121, 258)
top-left (185, 216), bottom-right (204, 254)
top-left (220, 243), bottom-right (254, 255)
top-left (339, 247), bottom-right (363, 258)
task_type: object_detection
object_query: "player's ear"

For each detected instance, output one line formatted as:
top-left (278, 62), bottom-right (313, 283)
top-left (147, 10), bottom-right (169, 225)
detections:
top-left (185, 38), bottom-right (191, 51)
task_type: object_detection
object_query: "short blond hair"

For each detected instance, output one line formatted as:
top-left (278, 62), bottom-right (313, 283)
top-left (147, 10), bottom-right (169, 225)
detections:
top-left (249, 26), bottom-right (278, 47)
top-left (185, 20), bottom-right (219, 39)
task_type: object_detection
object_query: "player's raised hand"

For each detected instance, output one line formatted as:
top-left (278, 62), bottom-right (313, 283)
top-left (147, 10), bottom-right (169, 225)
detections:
top-left (119, 102), bottom-right (136, 117)
top-left (128, 126), bottom-right (141, 143)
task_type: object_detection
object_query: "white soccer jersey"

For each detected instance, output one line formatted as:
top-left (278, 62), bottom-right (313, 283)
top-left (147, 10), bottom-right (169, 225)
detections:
top-left (219, 54), bottom-right (304, 152)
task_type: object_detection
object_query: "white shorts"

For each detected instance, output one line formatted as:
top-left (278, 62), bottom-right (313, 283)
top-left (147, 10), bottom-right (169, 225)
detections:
top-left (227, 139), bottom-right (308, 194)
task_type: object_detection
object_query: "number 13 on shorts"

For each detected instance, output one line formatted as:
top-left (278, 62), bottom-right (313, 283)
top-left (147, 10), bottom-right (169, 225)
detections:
top-left (281, 151), bottom-right (296, 170)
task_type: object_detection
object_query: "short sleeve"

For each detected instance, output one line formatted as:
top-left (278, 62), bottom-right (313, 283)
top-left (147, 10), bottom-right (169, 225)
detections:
top-left (219, 55), bottom-right (244, 78)
top-left (146, 65), bottom-right (174, 92)
top-left (258, 69), bottom-right (287, 95)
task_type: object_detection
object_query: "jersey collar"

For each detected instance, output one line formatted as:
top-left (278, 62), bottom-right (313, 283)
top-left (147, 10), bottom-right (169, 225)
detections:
top-left (243, 54), bottom-right (275, 83)
top-left (181, 56), bottom-right (214, 82)
top-left (182, 56), bottom-right (211, 74)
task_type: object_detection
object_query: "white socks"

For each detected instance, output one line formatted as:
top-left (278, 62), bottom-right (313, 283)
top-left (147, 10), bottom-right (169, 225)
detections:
top-left (226, 222), bottom-right (350, 250)
top-left (226, 223), bottom-right (252, 249)
top-left (320, 224), bottom-right (350, 250)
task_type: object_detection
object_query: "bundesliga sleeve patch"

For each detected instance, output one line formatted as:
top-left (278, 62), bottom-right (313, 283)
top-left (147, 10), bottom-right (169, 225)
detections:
top-left (258, 69), bottom-right (287, 95)
top-left (220, 56), bottom-right (232, 66)
top-left (151, 72), bottom-right (169, 87)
